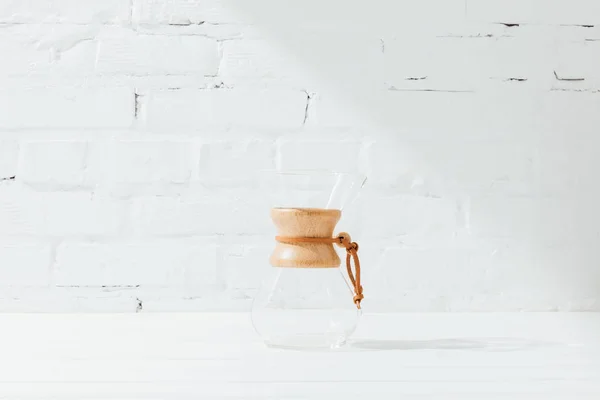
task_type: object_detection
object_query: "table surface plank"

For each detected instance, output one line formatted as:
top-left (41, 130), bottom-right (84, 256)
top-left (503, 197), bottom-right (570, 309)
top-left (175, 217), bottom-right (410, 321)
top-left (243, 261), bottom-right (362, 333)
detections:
top-left (0, 313), bottom-right (598, 399)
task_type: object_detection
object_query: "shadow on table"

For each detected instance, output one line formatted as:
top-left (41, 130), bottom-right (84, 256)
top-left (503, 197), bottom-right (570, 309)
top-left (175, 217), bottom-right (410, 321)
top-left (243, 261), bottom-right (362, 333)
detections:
top-left (348, 337), bottom-right (560, 352)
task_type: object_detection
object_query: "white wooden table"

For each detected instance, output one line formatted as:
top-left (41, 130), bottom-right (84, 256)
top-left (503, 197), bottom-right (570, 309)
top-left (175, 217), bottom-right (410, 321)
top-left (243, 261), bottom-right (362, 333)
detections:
top-left (0, 313), bottom-right (598, 399)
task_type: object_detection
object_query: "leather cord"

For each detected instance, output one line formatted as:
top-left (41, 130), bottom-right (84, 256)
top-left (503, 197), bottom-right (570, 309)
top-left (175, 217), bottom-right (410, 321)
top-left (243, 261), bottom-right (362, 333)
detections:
top-left (275, 233), bottom-right (364, 309)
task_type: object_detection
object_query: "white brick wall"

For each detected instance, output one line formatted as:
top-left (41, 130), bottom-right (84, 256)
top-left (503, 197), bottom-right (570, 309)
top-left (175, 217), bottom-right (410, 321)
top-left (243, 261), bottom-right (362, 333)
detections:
top-left (54, 240), bottom-right (218, 287)
top-left (96, 30), bottom-right (221, 76)
top-left (198, 140), bottom-right (275, 185)
top-left (143, 89), bottom-right (307, 131)
top-left (467, 0), bottom-right (600, 26)
top-left (0, 0), bottom-right (130, 24)
top-left (0, 186), bottom-right (125, 237)
top-left (0, 88), bottom-right (134, 129)
top-left (0, 0), bottom-right (598, 312)
top-left (19, 141), bottom-right (89, 189)
top-left (0, 242), bottom-right (51, 286)
top-left (0, 141), bottom-right (18, 179)
top-left (108, 140), bottom-right (195, 184)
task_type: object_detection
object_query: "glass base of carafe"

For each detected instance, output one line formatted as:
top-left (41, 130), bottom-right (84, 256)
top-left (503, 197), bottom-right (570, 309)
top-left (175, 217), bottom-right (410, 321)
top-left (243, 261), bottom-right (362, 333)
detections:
top-left (263, 334), bottom-right (348, 350)
top-left (252, 307), bottom-right (360, 350)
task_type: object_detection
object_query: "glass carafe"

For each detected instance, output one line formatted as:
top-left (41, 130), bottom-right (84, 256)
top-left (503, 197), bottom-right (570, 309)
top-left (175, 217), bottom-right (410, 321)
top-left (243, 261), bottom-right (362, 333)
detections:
top-left (251, 171), bottom-right (367, 349)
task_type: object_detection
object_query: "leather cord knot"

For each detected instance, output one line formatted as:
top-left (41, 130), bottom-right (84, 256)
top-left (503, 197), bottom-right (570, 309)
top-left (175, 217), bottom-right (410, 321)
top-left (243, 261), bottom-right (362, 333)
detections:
top-left (353, 288), bottom-right (364, 305)
top-left (347, 242), bottom-right (359, 252)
